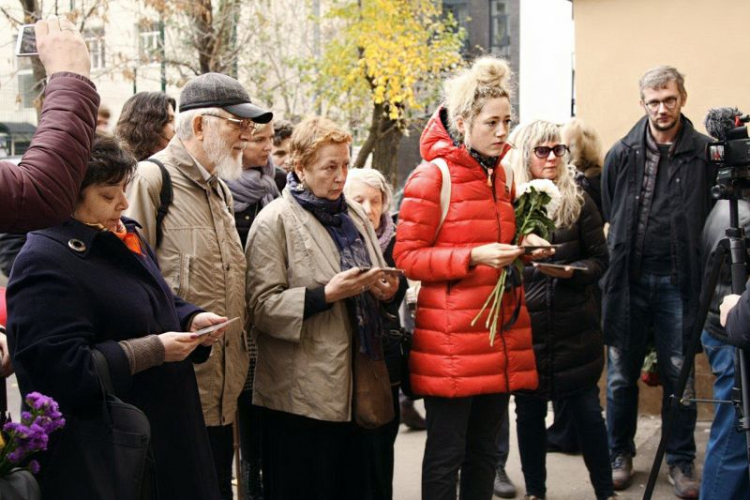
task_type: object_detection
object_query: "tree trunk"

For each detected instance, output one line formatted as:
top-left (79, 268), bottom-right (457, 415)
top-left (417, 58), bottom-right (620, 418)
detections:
top-left (354, 102), bottom-right (404, 187)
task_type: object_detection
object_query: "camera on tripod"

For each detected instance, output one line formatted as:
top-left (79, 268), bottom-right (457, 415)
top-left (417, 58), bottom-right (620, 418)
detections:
top-left (706, 108), bottom-right (750, 200)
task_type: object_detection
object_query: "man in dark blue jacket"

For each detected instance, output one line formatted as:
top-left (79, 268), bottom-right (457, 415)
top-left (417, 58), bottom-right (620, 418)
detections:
top-left (601, 65), bottom-right (714, 499)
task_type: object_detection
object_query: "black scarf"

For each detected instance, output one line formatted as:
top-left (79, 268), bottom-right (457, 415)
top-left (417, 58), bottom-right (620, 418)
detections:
top-left (288, 172), bottom-right (384, 359)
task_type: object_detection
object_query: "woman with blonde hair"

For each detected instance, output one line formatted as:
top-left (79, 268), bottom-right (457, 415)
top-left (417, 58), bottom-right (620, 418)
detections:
top-left (561, 118), bottom-right (604, 214)
top-left (506, 120), bottom-right (613, 500)
top-left (394, 57), bottom-right (549, 500)
top-left (246, 117), bottom-right (399, 500)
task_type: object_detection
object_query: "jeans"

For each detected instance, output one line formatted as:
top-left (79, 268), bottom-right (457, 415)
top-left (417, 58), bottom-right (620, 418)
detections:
top-left (606, 273), bottom-right (697, 466)
top-left (515, 387), bottom-right (613, 500)
top-left (700, 330), bottom-right (749, 500)
top-left (422, 393), bottom-right (509, 500)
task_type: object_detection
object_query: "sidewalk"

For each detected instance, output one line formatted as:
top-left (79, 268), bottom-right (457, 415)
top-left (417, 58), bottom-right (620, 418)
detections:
top-left (393, 399), bottom-right (709, 500)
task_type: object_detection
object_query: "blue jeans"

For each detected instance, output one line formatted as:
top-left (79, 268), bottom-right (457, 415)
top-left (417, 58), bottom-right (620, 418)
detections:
top-left (515, 387), bottom-right (613, 499)
top-left (700, 330), bottom-right (749, 500)
top-left (606, 273), bottom-right (697, 466)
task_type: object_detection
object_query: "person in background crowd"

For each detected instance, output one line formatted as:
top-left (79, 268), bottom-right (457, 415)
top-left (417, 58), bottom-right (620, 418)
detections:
top-left (7, 135), bottom-right (228, 499)
top-left (246, 117), bottom-right (399, 500)
top-left (1, 16), bottom-right (99, 233)
top-left (505, 120), bottom-right (612, 500)
top-left (602, 65), bottom-right (713, 498)
top-left (228, 121), bottom-right (280, 247)
top-left (699, 200), bottom-right (750, 500)
top-left (97, 104), bottom-right (111, 133)
top-left (561, 118), bottom-right (604, 215)
top-left (115, 91), bottom-right (177, 161)
top-left (272, 119), bottom-right (294, 171)
top-left (394, 56), bottom-right (549, 500)
top-left (344, 167), bottom-right (408, 500)
top-left (229, 119), bottom-right (280, 500)
top-left (126, 73), bottom-right (271, 500)
top-left (542, 117), bottom-right (607, 458)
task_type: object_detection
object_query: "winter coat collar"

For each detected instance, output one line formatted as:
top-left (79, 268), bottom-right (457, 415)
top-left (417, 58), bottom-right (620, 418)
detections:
top-left (620, 114), bottom-right (703, 158)
top-left (419, 107), bottom-right (511, 169)
top-left (36, 217), bottom-right (141, 259)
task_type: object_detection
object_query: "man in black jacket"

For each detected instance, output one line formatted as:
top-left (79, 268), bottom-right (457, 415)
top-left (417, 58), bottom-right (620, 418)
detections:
top-left (601, 65), bottom-right (714, 499)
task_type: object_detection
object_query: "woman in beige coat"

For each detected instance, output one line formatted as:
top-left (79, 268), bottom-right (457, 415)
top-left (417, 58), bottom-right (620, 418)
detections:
top-left (245, 117), bottom-right (399, 500)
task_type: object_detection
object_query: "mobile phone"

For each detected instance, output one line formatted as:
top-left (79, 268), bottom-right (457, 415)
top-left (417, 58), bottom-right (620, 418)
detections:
top-left (381, 267), bottom-right (405, 276)
top-left (192, 317), bottom-right (239, 337)
top-left (523, 244), bottom-right (561, 255)
top-left (532, 262), bottom-right (587, 271)
top-left (16, 24), bottom-right (38, 57)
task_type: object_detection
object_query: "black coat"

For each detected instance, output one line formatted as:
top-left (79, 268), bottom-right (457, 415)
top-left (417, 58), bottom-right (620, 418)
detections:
top-left (6, 217), bottom-right (219, 500)
top-left (702, 200), bottom-right (750, 339)
top-left (382, 235), bottom-right (408, 385)
top-left (522, 193), bottom-right (608, 398)
top-left (601, 116), bottom-right (714, 350)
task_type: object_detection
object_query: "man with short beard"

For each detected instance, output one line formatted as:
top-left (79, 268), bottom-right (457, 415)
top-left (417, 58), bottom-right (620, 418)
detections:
top-left (601, 65), bottom-right (713, 499)
top-left (125, 72), bottom-right (273, 500)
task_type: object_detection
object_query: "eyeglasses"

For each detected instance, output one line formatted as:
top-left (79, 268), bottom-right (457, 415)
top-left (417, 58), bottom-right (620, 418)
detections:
top-left (533, 145), bottom-right (569, 159)
top-left (202, 114), bottom-right (255, 132)
top-left (644, 96), bottom-right (679, 112)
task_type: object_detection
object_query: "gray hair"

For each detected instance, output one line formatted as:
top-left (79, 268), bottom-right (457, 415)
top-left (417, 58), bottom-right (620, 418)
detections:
top-left (344, 168), bottom-right (394, 214)
top-left (176, 107), bottom-right (225, 140)
top-left (639, 65), bottom-right (686, 100)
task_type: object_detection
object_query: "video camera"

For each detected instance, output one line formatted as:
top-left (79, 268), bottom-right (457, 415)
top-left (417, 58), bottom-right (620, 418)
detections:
top-left (705, 107), bottom-right (750, 200)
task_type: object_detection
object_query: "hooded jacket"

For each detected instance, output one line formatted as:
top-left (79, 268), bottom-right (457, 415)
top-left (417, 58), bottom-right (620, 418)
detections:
top-left (394, 108), bottom-right (538, 398)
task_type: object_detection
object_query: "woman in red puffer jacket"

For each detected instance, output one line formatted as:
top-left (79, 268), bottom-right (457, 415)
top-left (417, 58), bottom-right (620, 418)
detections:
top-left (394, 56), bottom-right (546, 500)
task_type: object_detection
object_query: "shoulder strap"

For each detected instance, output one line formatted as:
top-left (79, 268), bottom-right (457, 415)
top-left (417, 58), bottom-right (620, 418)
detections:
top-left (499, 155), bottom-right (514, 195)
top-left (90, 349), bottom-right (115, 395)
top-left (432, 157), bottom-right (451, 237)
top-left (145, 158), bottom-right (172, 248)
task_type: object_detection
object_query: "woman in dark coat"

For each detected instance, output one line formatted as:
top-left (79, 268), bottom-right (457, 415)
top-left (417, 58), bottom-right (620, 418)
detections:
top-left (7, 135), bottom-right (229, 500)
top-left (505, 120), bottom-right (613, 500)
top-left (344, 167), bottom-right (408, 500)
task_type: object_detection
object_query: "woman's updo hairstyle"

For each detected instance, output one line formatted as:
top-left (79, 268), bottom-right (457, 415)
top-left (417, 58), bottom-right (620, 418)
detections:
top-left (444, 56), bottom-right (514, 141)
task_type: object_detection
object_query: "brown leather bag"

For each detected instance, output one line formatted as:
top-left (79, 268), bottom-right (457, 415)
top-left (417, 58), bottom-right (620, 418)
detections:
top-left (353, 348), bottom-right (394, 429)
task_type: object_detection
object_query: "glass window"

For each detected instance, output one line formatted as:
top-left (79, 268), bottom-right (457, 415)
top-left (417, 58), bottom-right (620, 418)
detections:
top-left (490, 0), bottom-right (510, 57)
top-left (17, 70), bottom-right (36, 109)
top-left (138, 22), bottom-right (161, 64)
top-left (84, 28), bottom-right (106, 70)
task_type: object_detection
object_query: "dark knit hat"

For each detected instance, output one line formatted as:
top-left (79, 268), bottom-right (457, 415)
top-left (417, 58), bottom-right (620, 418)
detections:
top-left (179, 73), bottom-right (273, 123)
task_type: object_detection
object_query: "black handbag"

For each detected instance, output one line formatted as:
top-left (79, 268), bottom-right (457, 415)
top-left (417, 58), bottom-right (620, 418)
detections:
top-left (398, 328), bottom-right (422, 401)
top-left (41, 350), bottom-right (157, 500)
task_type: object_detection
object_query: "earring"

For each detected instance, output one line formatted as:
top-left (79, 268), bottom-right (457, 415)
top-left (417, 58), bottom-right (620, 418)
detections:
top-left (295, 177), bottom-right (306, 192)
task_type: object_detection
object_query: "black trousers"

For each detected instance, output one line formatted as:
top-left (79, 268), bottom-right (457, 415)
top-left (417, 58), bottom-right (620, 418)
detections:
top-left (422, 393), bottom-right (510, 500)
top-left (361, 385), bottom-right (401, 500)
top-left (206, 424), bottom-right (235, 500)
top-left (262, 408), bottom-right (367, 500)
top-left (515, 386), bottom-right (614, 500)
top-left (238, 388), bottom-right (264, 485)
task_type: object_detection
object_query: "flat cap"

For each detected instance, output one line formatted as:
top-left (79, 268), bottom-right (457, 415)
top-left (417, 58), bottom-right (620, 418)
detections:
top-left (179, 72), bottom-right (273, 123)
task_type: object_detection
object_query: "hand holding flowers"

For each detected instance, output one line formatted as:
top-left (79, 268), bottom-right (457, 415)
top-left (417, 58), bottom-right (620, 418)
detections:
top-left (471, 179), bottom-right (561, 346)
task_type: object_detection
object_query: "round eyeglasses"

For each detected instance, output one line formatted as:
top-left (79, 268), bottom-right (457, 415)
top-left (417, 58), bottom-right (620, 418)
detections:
top-left (533, 145), bottom-right (569, 159)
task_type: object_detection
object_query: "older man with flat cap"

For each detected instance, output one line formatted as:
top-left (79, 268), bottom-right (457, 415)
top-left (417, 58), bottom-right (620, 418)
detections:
top-left (126, 72), bottom-right (273, 499)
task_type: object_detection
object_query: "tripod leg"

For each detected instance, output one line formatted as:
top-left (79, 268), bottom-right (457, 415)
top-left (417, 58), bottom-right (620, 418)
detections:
top-left (642, 241), bottom-right (727, 500)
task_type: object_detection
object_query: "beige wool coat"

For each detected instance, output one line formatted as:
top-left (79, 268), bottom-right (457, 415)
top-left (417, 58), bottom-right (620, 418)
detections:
top-left (125, 138), bottom-right (249, 427)
top-left (246, 189), bottom-right (387, 422)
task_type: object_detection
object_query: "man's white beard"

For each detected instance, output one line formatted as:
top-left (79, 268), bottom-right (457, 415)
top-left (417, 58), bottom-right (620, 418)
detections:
top-left (204, 127), bottom-right (244, 181)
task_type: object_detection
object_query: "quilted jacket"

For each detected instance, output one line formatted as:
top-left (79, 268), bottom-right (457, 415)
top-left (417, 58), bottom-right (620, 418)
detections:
top-left (394, 107), bottom-right (538, 398)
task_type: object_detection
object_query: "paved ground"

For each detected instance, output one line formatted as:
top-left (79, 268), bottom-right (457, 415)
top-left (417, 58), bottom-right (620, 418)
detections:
top-left (393, 399), bottom-right (709, 500)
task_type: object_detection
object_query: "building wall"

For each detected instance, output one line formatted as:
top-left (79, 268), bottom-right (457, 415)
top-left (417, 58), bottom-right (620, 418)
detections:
top-left (574, 0), bottom-right (750, 151)
top-left (518, 0), bottom-right (573, 124)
